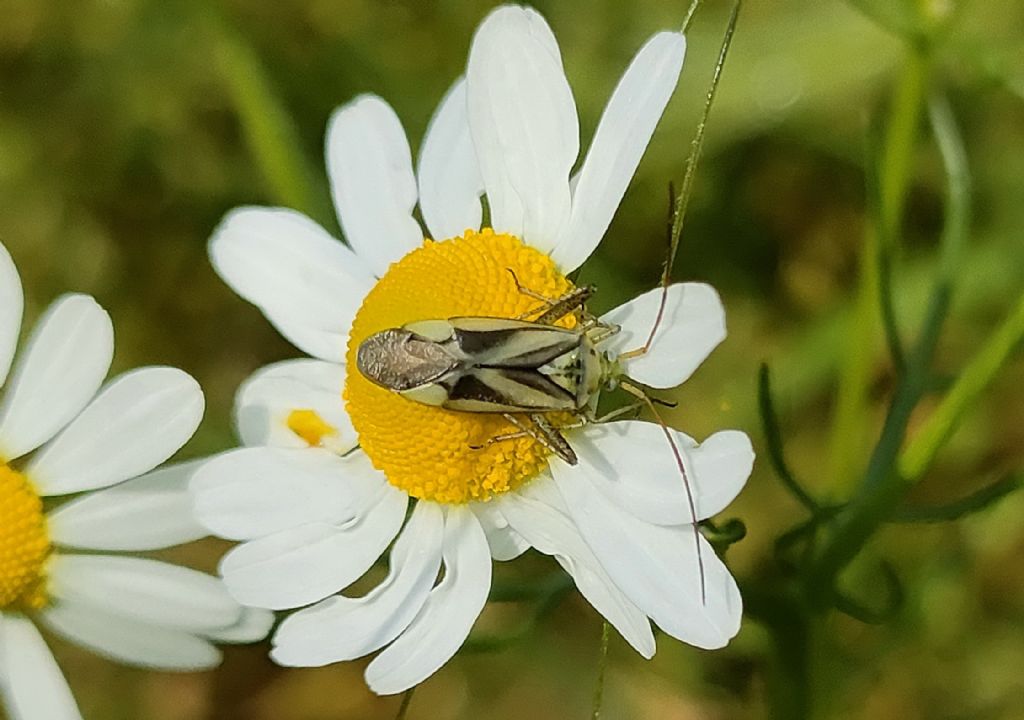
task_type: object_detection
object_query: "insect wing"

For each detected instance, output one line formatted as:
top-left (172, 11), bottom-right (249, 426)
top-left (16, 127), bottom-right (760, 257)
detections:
top-left (448, 317), bottom-right (580, 368)
top-left (444, 367), bottom-right (577, 412)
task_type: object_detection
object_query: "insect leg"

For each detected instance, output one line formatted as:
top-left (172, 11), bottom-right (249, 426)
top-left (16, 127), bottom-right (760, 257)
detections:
top-left (469, 429), bottom-right (530, 448)
top-left (527, 413), bottom-right (578, 465)
top-left (507, 269), bottom-right (596, 326)
top-left (469, 413), bottom-right (578, 466)
top-left (498, 413), bottom-right (578, 465)
top-left (532, 287), bottom-right (595, 326)
top-left (584, 321), bottom-right (620, 344)
top-left (619, 379), bottom-right (707, 605)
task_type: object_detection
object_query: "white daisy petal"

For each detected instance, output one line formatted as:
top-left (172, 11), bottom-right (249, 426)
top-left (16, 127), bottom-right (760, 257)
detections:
top-left (219, 472), bottom-right (408, 610)
top-left (0, 294), bottom-right (113, 461)
top-left (467, 5), bottom-right (578, 248)
top-left (271, 502), bottom-right (444, 666)
top-left (39, 603), bottom-right (220, 672)
top-left (47, 460), bottom-right (207, 551)
top-left (601, 283), bottom-right (727, 389)
top-left (569, 423), bottom-right (754, 526)
top-left (209, 207), bottom-right (375, 362)
top-left (190, 447), bottom-right (355, 541)
top-left (0, 242), bottom-right (23, 387)
top-left (327, 95), bottom-right (423, 277)
top-left (365, 505), bottom-right (491, 695)
top-left (500, 480), bottom-right (656, 658)
top-left (0, 614), bottom-right (81, 720)
top-left (203, 607), bottom-right (276, 644)
top-left (552, 32), bottom-right (686, 272)
top-left (553, 464), bottom-right (742, 649)
top-left (417, 77), bottom-right (484, 241)
top-left (26, 367), bottom-right (203, 496)
top-left (472, 501), bottom-right (530, 561)
top-left (235, 359), bottom-right (355, 452)
top-left (48, 555), bottom-right (242, 632)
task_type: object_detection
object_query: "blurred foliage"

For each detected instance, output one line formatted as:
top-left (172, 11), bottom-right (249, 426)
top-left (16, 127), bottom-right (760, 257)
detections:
top-left (1, 0), bottom-right (1023, 718)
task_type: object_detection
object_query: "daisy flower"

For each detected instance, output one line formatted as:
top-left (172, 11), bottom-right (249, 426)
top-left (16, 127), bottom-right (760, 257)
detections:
top-left (0, 243), bottom-right (272, 720)
top-left (196, 4), bottom-right (754, 695)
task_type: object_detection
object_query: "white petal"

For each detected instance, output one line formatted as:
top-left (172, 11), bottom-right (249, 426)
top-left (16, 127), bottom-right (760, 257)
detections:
top-left (39, 603), bottom-right (220, 671)
top-left (326, 95), bottom-right (423, 276)
top-left (0, 242), bottom-right (23, 387)
top-left (365, 506), bottom-right (491, 695)
top-left (499, 481), bottom-right (655, 658)
top-left (471, 501), bottom-right (529, 561)
top-left (203, 606), bottom-right (275, 644)
top-left (0, 294), bottom-right (112, 461)
top-left (568, 423), bottom-right (754, 526)
top-left (47, 460), bottom-right (208, 551)
top-left (553, 465), bottom-right (742, 649)
top-left (552, 32), bottom-right (686, 272)
top-left (209, 207), bottom-right (375, 362)
top-left (191, 446), bottom-right (355, 541)
top-left (417, 77), bottom-right (484, 241)
top-left (271, 502), bottom-right (444, 666)
top-left (234, 359), bottom-right (355, 453)
top-left (219, 461), bottom-right (408, 610)
top-left (48, 555), bottom-right (242, 632)
top-left (601, 283), bottom-right (726, 389)
top-left (0, 614), bottom-right (81, 720)
top-left (467, 5), bottom-right (578, 248)
top-left (27, 367), bottom-right (203, 496)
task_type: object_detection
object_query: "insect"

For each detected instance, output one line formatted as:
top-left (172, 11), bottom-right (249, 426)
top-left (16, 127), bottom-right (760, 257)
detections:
top-left (356, 279), bottom-right (631, 466)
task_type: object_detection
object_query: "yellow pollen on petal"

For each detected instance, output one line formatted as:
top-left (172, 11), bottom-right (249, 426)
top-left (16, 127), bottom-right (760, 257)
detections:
top-left (287, 409), bottom-right (338, 447)
top-left (0, 464), bottom-right (51, 611)
top-left (345, 228), bottom-right (576, 504)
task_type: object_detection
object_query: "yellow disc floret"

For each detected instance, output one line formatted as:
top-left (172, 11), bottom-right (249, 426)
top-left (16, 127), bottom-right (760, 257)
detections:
top-left (346, 228), bottom-right (576, 504)
top-left (0, 464), bottom-right (50, 610)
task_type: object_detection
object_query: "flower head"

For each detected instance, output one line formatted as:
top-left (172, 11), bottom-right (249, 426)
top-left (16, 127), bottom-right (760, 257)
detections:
top-left (197, 4), bottom-right (753, 695)
top-left (0, 243), bottom-right (271, 720)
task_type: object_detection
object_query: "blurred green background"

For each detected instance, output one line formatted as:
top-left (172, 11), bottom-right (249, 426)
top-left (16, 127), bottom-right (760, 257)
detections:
top-left (1, 0), bottom-right (1022, 718)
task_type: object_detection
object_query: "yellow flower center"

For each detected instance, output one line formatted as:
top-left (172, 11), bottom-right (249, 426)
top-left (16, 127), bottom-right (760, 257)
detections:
top-left (345, 228), bottom-right (576, 504)
top-left (0, 464), bottom-right (50, 610)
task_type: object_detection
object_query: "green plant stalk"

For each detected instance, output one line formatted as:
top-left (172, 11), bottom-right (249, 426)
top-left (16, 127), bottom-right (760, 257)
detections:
top-left (806, 93), bottom-right (970, 603)
top-left (395, 687), bottom-right (415, 720)
top-left (827, 46), bottom-right (929, 494)
top-left (211, 22), bottom-right (331, 226)
top-left (743, 585), bottom-right (813, 719)
top-left (899, 292), bottom-right (1024, 480)
top-left (591, 622), bottom-right (611, 720)
top-left (805, 242), bottom-right (947, 604)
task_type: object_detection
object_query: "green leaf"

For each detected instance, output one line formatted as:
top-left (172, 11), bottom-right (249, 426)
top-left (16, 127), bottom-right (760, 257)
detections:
top-left (758, 364), bottom-right (821, 514)
top-left (892, 474), bottom-right (1024, 523)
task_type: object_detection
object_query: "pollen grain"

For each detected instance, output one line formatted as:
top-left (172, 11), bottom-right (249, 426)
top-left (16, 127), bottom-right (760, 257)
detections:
top-left (0, 465), bottom-right (50, 610)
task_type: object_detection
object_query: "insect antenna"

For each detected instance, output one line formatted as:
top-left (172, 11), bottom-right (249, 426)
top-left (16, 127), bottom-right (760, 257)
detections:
top-left (622, 0), bottom-right (742, 361)
top-left (620, 379), bottom-right (707, 605)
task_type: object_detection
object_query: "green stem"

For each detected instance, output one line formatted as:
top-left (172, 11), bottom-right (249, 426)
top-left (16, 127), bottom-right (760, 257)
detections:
top-left (758, 364), bottom-right (821, 513)
top-left (892, 473), bottom-right (1024, 523)
top-left (899, 293), bottom-right (1024, 481)
top-left (590, 623), bottom-right (611, 720)
top-left (206, 12), bottom-right (331, 226)
top-left (827, 45), bottom-right (929, 494)
top-left (664, 0), bottom-right (740, 286)
top-left (395, 687), bottom-right (415, 720)
top-left (806, 91), bottom-right (970, 604)
top-left (744, 586), bottom-right (812, 719)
